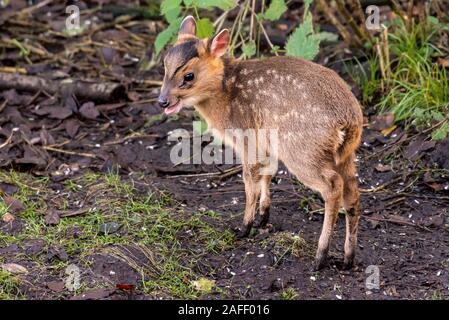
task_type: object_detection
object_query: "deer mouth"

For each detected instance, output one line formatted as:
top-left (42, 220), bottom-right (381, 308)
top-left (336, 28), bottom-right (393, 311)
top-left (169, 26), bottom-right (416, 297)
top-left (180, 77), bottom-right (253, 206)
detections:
top-left (164, 100), bottom-right (182, 115)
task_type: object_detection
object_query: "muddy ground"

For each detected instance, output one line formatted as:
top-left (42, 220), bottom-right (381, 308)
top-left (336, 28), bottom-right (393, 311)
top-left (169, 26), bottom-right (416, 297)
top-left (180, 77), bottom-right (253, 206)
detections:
top-left (0, 1), bottom-right (449, 300)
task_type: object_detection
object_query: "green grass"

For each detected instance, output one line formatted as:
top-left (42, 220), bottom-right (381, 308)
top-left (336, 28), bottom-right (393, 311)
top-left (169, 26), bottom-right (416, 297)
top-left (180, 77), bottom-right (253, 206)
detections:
top-left (0, 270), bottom-right (23, 300)
top-left (353, 17), bottom-right (449, 139)
top-left (0, 170), bottom-right (235, 299)
top-left (280, 287), bottom-right (298, 300)
top-left (262, 231), bottom-right (314, 266)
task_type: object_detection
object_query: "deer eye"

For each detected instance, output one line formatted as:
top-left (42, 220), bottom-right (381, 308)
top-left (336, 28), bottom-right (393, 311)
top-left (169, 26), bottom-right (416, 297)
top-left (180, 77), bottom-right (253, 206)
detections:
top-left (183, 73), bottom-right (194, 82)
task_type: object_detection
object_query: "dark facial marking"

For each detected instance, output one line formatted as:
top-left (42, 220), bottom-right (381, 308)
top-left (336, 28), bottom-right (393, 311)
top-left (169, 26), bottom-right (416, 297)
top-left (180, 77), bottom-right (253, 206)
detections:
top-left (165, 40), bottom-right (199, 79)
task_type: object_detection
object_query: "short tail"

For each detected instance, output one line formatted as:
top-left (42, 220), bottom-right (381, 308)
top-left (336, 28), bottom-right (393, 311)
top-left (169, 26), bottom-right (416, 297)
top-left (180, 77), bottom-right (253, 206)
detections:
top-left (336, 124), bottom-right (362, 165)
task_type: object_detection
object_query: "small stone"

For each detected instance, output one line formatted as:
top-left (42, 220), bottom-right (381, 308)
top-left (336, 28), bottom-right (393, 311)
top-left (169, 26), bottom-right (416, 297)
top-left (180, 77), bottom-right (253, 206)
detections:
top-left (2, 212), bottom-right (15, 223)
top-left (1, 263), bottom-right (28, 274)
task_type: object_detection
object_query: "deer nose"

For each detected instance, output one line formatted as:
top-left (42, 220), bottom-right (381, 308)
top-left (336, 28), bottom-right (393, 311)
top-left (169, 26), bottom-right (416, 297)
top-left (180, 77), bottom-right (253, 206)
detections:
top-left (158, 96), bottom-right (170, 108)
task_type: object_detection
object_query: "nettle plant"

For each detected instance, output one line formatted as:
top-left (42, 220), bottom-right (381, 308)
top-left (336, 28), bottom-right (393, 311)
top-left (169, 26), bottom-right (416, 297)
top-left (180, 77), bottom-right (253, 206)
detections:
top-left (155, 0), bottom-right (336, 60)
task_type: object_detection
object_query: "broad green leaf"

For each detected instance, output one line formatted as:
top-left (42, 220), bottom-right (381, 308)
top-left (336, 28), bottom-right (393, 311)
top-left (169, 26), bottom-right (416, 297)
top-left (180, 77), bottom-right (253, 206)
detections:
top-left (432, 111), bottom-right (445, 122)
top-left (161, 0), bottom-right (182, 23)
top-left (196, 18), bottom-right (215, 38)
top-left (285, 3), bottom-right (321, 60)
top-left (183, 0), bottom-right (194, 6)
top-left (242, 40), bottom-right (256, 59)
top-left (427, 16), bottom-right (439, 26)
top-left (155, 18), bottom-right (182, 55)
top-left (264, 0), bottom-right (288, 21)
top-left (432, 122), bottom-right (449, 141)
top-left (285, 17), bottom-right (320, 59)
top-left (194, 0), bottom-right (237, 11)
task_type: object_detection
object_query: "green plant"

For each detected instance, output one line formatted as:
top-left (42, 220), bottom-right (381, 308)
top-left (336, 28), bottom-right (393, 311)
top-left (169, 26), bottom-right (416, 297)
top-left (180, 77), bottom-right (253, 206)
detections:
top-left (156, 0), bottom-right (332, 61)
top-left (355, 16), bottom-right (449, 139)
top-left (285, 0), bottom-right (338, 60)
top-left (0, 270), bottom-right (23, 300)
top-left (156, 0), bottom-right (236, 55)
top-left (280, 287), bottom-right (298, 300)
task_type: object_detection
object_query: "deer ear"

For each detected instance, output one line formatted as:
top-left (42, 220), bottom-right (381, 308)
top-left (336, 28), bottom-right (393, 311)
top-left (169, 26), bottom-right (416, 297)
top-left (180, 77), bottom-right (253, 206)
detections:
top-left (178, 15), bottom-right (196, 39)
top-left (210, 29), bottom-right (230, 58)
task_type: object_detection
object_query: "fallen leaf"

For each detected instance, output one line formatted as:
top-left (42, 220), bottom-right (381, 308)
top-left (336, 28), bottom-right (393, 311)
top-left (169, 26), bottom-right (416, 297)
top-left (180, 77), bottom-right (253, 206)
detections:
top-left (1, 263), bottom-right (28, 274)
top-left (375, 163), bottom-right (392, 172)
top-left (24, 239), bottom-right (46, 256)
top-left (4, 196), bottom-right (24, 213)
top-left (100, 47), bottom-right (116, 65)
top-left (64, 119), bottom-right (80, 138)
top-left (39, 129), bottom-right (55, 145)
top-left (15, 145), bottom-right (47, 167)
top-left (47, 281), bottom-right (65, 292)
top-left (404, 138), bottom-right (436, 161)
top-left (45, 210), bottom-right (60, 225)
top-left (79, 102), bottom-right (99, 119)
top-left (34, 106), bottom-right (73, 119)
top-left (370, 113), bottom-right (395, 131)
top-left (46, 246), bottom-right (68, 262)
top-left (0, 182), bottom-right (19, 195)
top-left (191, 277), bottom-right (215, 293)
top-left (381, 124), bottom-right (397, 137)
top-left (385, 214), bottom-right (409, 224)
top-left (422, 214), bottom-right (444, 228)
top-left (96, 102), bottom-right (126, 112)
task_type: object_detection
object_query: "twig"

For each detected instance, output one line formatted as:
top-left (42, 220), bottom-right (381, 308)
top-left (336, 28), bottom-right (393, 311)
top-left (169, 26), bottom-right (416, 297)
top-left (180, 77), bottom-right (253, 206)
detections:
top-left (359, 177), bottom-right (402, 193)
top-left (0, 66), bottom-right (27, 74)
top-left (335, 0), bottom-right (366, 44)
top-left (316, 0), bottom-right (353, 45)
top-left (16, 0), bottom-right (52, 16)
top-left (0, 99), bottom-right (7, 113)
top-left (167, 165), bottom-right (243, 179)
top-left (60, 208), bottom-right (91, 218)
top-left (362, 215), bottom-right (431, 231)
top-left (0, 130), bottom-right (14, 150)
top-left (103, 133), bottom-right (160, 146)
top-left (42, 146), bottom-right (97, 158)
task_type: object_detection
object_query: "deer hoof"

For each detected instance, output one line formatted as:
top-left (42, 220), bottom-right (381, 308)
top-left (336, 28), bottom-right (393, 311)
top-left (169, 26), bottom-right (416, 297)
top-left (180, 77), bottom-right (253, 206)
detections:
top-left (235, 224), bottom-right (251, 238)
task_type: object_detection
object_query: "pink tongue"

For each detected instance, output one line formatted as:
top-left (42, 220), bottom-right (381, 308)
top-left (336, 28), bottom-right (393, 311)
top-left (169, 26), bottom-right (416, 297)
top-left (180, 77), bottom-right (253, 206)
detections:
top-left (164, 103), bottom-right (181, 115)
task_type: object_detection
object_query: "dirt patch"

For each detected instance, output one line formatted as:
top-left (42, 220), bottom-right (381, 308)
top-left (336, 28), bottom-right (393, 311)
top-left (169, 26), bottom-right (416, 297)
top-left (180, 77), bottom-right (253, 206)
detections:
top-left (1, 0), bottom-right (448, 300)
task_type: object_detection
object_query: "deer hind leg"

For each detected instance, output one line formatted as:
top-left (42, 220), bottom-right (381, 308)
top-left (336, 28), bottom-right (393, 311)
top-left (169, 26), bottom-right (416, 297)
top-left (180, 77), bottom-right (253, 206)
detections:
top-left (313, 167), bottom-right (344, 271)
top-left (257, 174), bottom-right (272, 228)
top-left (338, 154), bottom-right (360, 269)
top-left (238, 163), bottom-right (262, 238)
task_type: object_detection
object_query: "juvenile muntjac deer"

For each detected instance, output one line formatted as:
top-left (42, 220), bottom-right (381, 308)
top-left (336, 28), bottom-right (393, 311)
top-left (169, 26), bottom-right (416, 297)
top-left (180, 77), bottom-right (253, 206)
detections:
top-left (158, 16), bottom-right (363, 270)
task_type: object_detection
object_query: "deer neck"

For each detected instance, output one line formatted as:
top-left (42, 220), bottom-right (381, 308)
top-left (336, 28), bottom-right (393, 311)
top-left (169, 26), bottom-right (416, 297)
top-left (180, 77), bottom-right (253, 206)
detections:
top-left (194, 57), bottom-right (238, 135)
